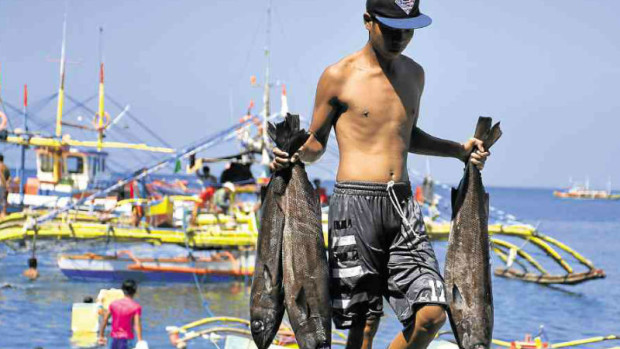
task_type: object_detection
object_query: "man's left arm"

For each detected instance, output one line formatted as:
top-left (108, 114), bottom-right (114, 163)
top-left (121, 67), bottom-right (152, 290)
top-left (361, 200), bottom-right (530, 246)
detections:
top-left (409, 127), bottom-right (489, 170)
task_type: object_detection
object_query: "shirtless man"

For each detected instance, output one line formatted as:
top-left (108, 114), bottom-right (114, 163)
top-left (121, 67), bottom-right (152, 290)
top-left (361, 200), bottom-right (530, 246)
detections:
top-left (271, 1), bottom-right (489, 348)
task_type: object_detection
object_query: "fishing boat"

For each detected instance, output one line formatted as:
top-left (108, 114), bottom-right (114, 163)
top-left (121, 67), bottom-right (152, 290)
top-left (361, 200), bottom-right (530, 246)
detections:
top-left (553, 187), bottom-right (620, 200)
top-left (553, 178), bottom-right (620, 200)
top-left (58, 250), bottom-right (254, 283)
top-left (0, 22), bottom-right (175, 212)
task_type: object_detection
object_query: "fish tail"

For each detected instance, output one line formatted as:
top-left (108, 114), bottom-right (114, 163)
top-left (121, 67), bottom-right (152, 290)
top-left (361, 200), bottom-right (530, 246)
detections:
top-left (474, 117), bottom-right (492, 140)
top-left (482, 122), bottom-right (502, 151)
top-left (268, 113), bottom-right (309, 155)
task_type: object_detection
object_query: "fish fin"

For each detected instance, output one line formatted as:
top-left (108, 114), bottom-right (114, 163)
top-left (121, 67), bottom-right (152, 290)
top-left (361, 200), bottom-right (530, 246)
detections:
top-left (445, 305), bottom-right (462, 347)
top-left (295, 286), bottom-right (310, 322)
top-left (268, 121), bottom-right (278, 144)
top-left (451, 187), bottom-right (463, 220)
top-left (482, 122), bottom-right (502, 151)
top-left (452, 284), bottom-right (465, 306)
top-left (260, 184), bottom-right (268, 204)
top-left (484, 193), bottom-right (490, 219)
top-left (263, 266), bottom-right (273, 293)
top-left (474, 117), bottom-right (492, 140)
top-left (451, 187), bottom-right (457, 212)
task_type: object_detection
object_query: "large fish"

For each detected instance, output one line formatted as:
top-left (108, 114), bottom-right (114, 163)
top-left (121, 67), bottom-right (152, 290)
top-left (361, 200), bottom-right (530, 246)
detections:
top-left (250, 159), bottom-right (286, 348)
top-left (444, 117), bottom-right (502, 349)
top-left (250, 114), bottom-right (331, 349)
top-left (281, 151), bottom-right (331, 349)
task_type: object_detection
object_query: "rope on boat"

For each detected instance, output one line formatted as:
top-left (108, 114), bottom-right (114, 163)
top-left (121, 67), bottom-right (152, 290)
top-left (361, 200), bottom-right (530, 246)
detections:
top-left (183, 228), bottom-right (215, 318)
top-left (107, 95), bottom-right (174, 148)
top-left (2, 94), bottom-right (59, 135)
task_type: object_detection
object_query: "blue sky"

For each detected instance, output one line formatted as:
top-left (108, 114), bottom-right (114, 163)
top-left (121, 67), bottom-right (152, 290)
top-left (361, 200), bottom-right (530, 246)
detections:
top-left (0, 0), bottom-right (619, 189)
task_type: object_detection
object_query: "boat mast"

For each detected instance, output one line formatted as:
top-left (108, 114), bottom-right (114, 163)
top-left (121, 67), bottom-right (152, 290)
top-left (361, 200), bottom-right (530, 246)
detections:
top-left (55, 11), bottom-right (68, 138)
top-left (259, 0), bottom-right (273, 179)
top-left (52, 11), bottom-right (68, 184)
top-left (97, 27), bottom-right (105, 151)
top-left (19, 85), bottom-right (28, 206)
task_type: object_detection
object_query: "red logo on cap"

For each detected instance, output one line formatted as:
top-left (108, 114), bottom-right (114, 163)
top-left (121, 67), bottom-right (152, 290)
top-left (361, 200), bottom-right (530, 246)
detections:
top-left (395, 0), bottom-right (415, 15)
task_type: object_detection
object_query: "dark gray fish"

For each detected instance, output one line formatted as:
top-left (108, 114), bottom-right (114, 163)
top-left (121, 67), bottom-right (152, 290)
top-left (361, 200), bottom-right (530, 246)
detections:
top-left (444, 116), bottom-right (502, 349)
top-left (251, 114), bottom-right (331, 349)
top-left (250, 170), bottom-right (286, 349)
top-left (282, 163), bottom-right (331, 349)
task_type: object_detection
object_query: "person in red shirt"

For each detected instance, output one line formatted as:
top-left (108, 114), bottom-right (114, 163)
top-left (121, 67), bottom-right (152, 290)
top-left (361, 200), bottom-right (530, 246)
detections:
top-left (313, 179), bottom-right (329, 206)
top-left (191, 186), bottom-right (215, 225)
top-left (98, 279), bottom-right (143, 349)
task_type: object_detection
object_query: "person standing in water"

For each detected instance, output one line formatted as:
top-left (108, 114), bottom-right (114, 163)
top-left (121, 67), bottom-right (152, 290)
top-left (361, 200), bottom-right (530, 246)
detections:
top-left (98, 279), bottom-right (144, 349)
top-left (0, 154), bottom-right (10, 217)
top-left (271, 0), bottom-right (490, 348)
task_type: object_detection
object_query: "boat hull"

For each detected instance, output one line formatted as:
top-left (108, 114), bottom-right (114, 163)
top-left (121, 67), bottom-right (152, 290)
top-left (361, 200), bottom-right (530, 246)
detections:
top-left (58, 252), bottom-right (255, 283)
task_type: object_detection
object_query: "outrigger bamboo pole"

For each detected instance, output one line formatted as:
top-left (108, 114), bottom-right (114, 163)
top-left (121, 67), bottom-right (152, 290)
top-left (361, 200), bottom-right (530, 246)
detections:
top-left (3, 135), bottom-right (174, 153)
top-left (491, 238), bottom-right (548, 274)
top-left (537, 234), bottom-right (595, 270)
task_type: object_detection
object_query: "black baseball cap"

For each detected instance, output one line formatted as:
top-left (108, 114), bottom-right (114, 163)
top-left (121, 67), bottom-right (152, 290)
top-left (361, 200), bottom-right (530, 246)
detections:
top-left (366, 0), bottom-right (432, 30)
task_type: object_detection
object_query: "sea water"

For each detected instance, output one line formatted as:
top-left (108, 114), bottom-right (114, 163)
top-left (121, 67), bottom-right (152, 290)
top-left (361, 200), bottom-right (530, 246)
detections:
top-left (0, 187), bottom-right (619, 348)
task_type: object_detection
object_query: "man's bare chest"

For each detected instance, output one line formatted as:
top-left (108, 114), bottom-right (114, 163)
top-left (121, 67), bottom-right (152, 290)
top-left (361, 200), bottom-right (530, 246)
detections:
top-left (338, 72), bottom-right (420, 125)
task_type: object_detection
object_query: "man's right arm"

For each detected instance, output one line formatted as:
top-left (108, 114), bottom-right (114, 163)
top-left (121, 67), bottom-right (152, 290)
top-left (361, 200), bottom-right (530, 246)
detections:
top-left (134, 313), bottom-right (143, 341)
top-left (271, 65), bottom-right (343, 170)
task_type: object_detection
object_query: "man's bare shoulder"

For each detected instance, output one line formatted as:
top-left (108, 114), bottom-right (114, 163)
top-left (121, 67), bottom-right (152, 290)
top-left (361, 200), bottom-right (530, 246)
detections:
top-left (320, 53), bottom-right (361, 84)
top-left (399, 55), bottom-right (425, 84)
top-left (316, 53), bottom-right (362, 97)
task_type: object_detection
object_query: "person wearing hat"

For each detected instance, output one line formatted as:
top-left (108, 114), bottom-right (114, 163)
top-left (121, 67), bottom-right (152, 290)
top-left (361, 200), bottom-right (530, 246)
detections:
top-left (213, 182), bottom-right (236, 214)
top-left (271, 0), bottom-right (490, 348)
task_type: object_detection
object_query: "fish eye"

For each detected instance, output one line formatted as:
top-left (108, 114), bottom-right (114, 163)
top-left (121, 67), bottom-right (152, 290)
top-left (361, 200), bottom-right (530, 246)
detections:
top-left (251, 320), bottom-right (264, 331)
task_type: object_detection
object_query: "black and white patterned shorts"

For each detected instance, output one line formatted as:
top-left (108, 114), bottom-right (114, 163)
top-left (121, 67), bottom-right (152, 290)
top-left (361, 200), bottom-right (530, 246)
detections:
top-left (328, 181), bottom-right (447, 329)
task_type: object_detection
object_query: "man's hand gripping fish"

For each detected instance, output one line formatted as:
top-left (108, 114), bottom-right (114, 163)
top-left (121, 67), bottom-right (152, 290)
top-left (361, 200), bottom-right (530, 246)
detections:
top-left (444, 117), bottom-right (502, 349)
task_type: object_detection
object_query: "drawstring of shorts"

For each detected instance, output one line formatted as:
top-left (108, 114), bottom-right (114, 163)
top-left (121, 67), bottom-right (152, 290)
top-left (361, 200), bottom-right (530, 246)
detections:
top-left (387, 181), bottom-right (422, 248)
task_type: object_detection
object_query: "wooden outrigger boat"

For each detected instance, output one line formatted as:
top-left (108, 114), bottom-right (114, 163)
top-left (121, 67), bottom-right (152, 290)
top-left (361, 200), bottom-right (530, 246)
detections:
top-left (426, 220), bottom-right (606, 285)
top-left (165, 316), bottom-right (348, 349)
top-left (58, 249), bottom-right (254, 283)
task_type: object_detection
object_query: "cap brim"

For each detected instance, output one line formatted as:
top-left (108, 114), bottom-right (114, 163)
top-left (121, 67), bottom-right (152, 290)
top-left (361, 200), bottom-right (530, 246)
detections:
top-left (375, 13), bottom-right (432, 29)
